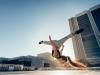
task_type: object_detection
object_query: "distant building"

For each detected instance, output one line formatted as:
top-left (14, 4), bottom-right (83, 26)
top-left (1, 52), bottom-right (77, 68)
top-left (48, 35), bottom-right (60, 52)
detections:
top-left (69, 4), bottom-right (100, 67)
top-left (37, 52), bottom-right (61, 68)
top-left (0, 54), bottom-right (62, 71)
top-left (0, 56), bottom-right (44, 70)
top-left (0, 64), bottom-right (23, 71)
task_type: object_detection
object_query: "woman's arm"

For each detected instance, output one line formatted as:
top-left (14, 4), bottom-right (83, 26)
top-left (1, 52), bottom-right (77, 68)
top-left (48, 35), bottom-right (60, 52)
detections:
top-left (60, 45), bottom-right (64, 55)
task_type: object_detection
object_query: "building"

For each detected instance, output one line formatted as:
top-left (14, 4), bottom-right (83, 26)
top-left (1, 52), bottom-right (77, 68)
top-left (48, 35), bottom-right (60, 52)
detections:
top-left (37, 52), bottom-right (62, 68)
top-left (0, 54), bottom-right (62, 71)
top-left (0, 55), bottom-right (45, 71)
top-left (0, 64), bottom-right (23, 71)
top-left (69, 4), bottom-right (100, 67)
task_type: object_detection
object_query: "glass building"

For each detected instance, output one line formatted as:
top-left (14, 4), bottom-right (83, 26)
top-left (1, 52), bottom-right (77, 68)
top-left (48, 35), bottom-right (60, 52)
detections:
top-left (69, 4), bottom-right (100, 67)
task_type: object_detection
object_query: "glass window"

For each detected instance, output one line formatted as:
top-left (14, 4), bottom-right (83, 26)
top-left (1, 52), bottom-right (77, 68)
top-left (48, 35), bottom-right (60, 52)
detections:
top-left (77, 14), bottom-right (100, 58)
top-left (91, 8), bottom-right (100, 32)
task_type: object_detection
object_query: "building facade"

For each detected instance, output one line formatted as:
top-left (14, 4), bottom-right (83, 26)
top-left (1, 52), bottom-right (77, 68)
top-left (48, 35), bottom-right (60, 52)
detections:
top-left (69, 4), bottom-right (100, 67)
top-left (0, 55), bottom-right (49, 70)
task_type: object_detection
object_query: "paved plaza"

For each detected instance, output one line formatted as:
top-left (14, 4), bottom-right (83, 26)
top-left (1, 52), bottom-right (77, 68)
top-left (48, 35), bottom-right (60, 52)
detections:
top-left (0, 70), bottom-right (100, 75)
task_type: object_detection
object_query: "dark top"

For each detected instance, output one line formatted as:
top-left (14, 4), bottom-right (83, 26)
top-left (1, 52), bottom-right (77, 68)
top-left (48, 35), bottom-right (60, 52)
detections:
top-left (52, 50), bottom-right (68, 62)
top-left (52, 50), bottom-right (61, 58)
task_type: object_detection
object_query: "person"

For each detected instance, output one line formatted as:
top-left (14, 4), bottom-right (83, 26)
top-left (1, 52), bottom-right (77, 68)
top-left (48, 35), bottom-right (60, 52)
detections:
top-left (39, 28), bottom-right (86, 68)
top-left (49, 35), bottom-right (86, 68)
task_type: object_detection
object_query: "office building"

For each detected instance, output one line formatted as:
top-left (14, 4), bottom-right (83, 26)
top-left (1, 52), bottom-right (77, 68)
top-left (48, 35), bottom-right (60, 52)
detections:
top-left (69, 4), bottom-right (100, 66)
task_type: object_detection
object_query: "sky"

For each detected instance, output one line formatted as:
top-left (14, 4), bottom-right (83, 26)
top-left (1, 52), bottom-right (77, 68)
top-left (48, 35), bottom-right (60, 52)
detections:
top-left (0, 0), bottom-right (100, 59)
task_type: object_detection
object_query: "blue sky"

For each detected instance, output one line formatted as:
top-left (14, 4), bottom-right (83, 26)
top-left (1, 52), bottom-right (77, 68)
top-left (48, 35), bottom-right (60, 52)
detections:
top-left (0, 0), bottom-right (100, 59)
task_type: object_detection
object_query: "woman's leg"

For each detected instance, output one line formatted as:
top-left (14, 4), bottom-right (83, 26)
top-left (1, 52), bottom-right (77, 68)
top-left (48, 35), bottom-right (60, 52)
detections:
top-left (49, 35), bottom-right (59, 50)
top-left (67, 56), bottom-right (86, 68)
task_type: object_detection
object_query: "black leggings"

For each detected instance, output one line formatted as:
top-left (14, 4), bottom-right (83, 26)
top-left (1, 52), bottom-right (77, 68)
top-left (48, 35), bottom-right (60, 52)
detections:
top-left (59, 56), bottom-right (85, 67)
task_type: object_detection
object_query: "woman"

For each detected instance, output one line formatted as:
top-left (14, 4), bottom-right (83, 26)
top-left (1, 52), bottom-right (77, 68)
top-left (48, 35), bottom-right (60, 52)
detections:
top-left (49, 35), bottom-right (87, 68)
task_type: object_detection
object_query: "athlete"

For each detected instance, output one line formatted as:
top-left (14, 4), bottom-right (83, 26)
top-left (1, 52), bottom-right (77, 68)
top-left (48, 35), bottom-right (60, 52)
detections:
top-left (49, 35), bottom-right (86, 68)
top-left (39, 28), bottom-right (86, 68)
